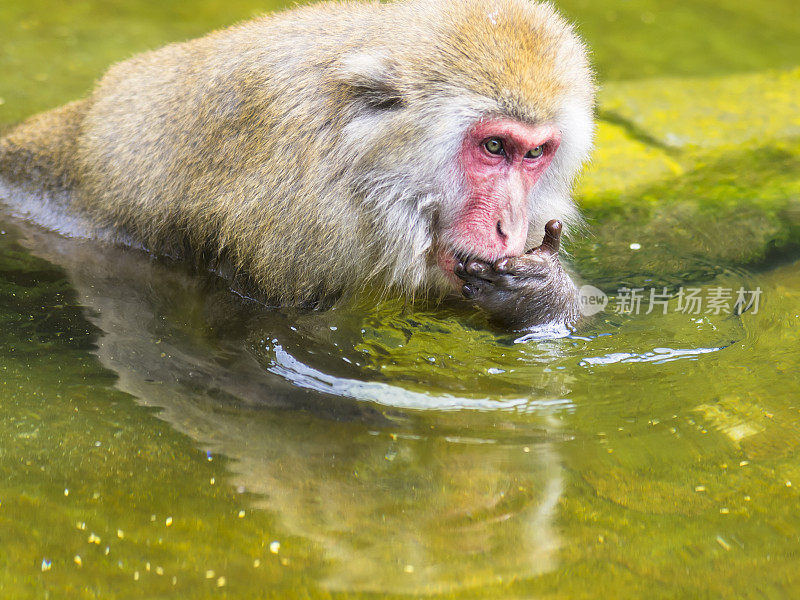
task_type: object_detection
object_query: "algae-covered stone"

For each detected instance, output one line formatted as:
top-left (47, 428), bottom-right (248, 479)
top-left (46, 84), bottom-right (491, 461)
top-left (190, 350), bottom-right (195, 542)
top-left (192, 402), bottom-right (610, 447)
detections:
top-left (577, 121), bottom-right (683, 198)
top-left (599, 68), bottom-right (800, 150)
top-left (573, 66), bottom-right (800, 284)
top-left (573, 140), bottom-right (800, 284)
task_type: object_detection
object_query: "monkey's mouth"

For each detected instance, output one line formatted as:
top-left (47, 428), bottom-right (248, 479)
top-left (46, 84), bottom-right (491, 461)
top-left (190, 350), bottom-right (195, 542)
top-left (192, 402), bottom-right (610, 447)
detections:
top-left (433, 246), bottom-right (470, 288)
top-left (437, 251), bottom-right (460, 286)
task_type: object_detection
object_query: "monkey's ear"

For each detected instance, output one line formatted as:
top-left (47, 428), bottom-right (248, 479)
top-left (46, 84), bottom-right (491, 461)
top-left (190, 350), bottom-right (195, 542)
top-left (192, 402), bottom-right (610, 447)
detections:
top-left (337, 52), bottom-right (405, 111)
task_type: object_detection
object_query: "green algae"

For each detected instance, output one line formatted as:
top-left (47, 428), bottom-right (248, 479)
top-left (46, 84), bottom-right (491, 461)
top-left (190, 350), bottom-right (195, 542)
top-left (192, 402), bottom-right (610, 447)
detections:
top-left (574, 139), bottom-right (800, 284)
top-left (577, 68), bottom-right (800, 285)
top-left (598, 68), bottom-right (800, 150)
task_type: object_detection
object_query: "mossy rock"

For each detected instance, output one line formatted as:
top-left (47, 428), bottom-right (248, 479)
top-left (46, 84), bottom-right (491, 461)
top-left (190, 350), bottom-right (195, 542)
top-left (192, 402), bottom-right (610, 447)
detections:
top-left (573, 141), bottom-right (800, 285)
top-left (598, 68), bottom-right (800, 150)
top-left (573, 68), bottom-right (800, 285)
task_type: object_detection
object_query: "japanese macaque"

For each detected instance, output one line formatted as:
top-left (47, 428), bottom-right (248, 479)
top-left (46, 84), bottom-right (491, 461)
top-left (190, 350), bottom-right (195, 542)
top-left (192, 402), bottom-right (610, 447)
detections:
top-left (0, 0), bottom-right (595, 329)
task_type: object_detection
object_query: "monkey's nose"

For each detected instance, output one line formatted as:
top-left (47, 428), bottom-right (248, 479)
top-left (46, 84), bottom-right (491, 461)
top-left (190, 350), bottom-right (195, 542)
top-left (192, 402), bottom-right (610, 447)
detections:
top-left (494, 214), bottom-right (527, 257)
top-left (496, 220), bottom-right (507, 241)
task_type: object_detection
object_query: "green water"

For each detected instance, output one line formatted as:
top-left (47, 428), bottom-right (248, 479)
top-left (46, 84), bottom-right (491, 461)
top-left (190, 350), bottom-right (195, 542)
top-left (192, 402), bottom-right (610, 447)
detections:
top-left (1, 1), bottom-right (799, 598)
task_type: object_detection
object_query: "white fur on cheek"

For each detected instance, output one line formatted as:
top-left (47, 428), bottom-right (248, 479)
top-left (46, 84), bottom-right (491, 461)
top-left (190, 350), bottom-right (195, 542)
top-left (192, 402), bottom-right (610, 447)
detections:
top-left (339, 97), bottom-right (484, 296)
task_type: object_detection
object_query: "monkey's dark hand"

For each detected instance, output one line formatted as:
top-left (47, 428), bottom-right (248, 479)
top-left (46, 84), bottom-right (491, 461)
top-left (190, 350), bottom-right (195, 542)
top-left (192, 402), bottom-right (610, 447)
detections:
top-left (454, 220), bottom-right (580, 330)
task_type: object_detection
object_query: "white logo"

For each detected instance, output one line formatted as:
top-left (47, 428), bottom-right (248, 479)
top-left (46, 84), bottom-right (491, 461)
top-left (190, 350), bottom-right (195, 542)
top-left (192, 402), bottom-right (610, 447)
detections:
top-left (578, 285), bottom-right (608, 316)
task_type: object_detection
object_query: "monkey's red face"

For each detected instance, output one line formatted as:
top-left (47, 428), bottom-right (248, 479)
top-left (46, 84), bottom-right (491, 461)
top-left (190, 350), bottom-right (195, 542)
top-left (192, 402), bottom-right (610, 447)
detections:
top-left (439, 118), bottom-right (560, 282)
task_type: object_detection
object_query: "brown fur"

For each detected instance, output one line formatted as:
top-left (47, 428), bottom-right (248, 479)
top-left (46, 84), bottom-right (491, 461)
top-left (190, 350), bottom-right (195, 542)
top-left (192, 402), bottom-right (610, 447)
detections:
top-left (0, 0), bottom-right (595, 307)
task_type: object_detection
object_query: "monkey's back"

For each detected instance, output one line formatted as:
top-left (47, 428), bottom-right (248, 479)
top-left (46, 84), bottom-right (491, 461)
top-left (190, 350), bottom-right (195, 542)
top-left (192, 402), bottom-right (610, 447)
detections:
top-left (2, 3), bottom-right (395, 302)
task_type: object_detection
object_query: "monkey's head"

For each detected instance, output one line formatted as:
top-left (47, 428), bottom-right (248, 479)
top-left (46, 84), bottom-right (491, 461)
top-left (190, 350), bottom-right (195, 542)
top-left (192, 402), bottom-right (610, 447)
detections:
top-left (332, 0), bottom-right (594, 296)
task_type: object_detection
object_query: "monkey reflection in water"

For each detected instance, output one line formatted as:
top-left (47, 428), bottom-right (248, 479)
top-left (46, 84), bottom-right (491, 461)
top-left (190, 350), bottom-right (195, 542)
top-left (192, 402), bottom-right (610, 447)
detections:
top-left (0, 0), bottom-right (594, 330)
top-left (5, 215), bottom-right (569, 593)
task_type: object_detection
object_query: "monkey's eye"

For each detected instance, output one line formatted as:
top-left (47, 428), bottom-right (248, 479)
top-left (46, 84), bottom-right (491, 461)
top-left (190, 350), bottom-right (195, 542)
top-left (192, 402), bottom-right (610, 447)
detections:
top-left (525, 145), bottom-right (545, 160)
top-left (483, 138), bottom-right (505, 156)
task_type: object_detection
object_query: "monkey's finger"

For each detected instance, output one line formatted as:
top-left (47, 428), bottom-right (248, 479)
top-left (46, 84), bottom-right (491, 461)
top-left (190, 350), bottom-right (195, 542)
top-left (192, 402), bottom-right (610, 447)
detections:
top-left (493, 255), bottom-right (549, 279)
top-left (454, 261), bottom-right (469, 280)
top-left (540, 219), bottom-right (562, 255)
top-left (455, 259), bottom-right (500, 283)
